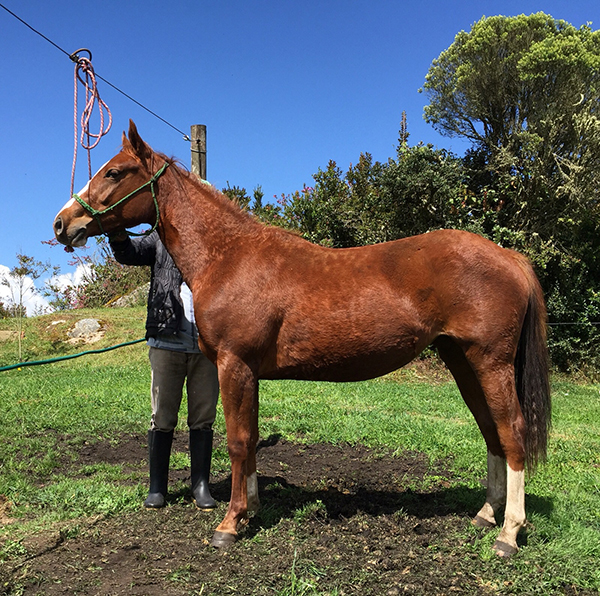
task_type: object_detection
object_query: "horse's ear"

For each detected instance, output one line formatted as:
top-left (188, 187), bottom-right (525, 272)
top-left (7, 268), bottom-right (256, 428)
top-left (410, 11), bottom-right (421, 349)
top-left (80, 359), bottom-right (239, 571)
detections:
top-left (126, 120), bottom-right (152, 164)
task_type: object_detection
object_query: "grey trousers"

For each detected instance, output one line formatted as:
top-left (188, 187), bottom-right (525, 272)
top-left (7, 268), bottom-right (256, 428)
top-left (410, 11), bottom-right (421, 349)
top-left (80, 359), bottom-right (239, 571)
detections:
top-left (148, 347), bottom-right (219, 432)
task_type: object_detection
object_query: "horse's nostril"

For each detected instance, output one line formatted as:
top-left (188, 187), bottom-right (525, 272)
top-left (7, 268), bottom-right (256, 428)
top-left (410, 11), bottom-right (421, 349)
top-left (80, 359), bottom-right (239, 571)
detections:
top-left (53, 217), bottom-right (63, 236)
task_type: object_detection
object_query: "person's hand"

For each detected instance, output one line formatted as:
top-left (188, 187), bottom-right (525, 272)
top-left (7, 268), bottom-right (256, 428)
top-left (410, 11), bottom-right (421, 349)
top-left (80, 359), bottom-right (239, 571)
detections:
top-left (108, 230), bottom-right (129, 243)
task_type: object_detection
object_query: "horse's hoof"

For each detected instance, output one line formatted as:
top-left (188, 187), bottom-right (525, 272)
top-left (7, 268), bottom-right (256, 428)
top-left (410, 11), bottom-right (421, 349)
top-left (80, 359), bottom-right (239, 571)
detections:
top-left (493, 540), bottom-right (518, 558)
top-left (210, 530), bottom-right (237, 548)
top-left (472, 515), bottom-right (496, 528)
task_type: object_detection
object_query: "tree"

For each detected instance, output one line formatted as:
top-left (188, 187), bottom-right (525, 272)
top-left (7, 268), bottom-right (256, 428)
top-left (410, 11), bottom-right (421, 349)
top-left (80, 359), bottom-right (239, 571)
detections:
top-left (282, 156), bottom-right (388, 247)
top-left (0, 301), bottom-right (11, 318)
top-left (222, 182), bottom-right (252, 210)
top-left (422, 14), bottom-right (600, 373)
top-left (422, 13), bottom-right (600, 234)
top-left (382, 143), bottom-right (466, 238)
top-left (221, 184), bottom-right (288, 228)
top-left (279, 141), bottom-right (466, 248)
top-left (0, 254), bottom-right (51, 360)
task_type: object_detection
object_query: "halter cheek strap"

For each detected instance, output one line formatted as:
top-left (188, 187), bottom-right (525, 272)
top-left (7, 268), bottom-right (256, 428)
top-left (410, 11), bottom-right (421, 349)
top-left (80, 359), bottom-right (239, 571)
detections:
top-left (73, 161), bottom-right (169, 237)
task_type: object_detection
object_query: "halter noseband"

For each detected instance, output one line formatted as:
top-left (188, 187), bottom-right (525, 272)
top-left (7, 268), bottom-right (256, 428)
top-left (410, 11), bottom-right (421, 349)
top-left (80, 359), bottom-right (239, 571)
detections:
top-left (73, 161), bottom-right (169, 237)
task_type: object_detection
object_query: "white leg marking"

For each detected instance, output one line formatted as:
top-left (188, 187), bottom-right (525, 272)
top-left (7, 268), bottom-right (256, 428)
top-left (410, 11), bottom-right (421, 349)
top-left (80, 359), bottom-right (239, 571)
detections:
top-left (247, 471), bottom-right (260, 513)
top-left (494, 466), bottom-right (526, 556)
top-left (475, 451), bottom-right (507, 527)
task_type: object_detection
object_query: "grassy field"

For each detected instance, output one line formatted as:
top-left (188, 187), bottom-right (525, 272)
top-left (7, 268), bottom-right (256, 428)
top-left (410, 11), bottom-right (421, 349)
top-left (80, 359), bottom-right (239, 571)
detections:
top-left (0, 308), bottom-right (599, 594)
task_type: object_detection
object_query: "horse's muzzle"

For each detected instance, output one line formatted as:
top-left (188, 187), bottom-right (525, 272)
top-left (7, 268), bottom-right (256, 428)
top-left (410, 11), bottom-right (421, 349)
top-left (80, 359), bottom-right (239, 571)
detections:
top-left (53, 215), bottom-right (87, 248)
top-left (53, 215), bottom-right (65, 238)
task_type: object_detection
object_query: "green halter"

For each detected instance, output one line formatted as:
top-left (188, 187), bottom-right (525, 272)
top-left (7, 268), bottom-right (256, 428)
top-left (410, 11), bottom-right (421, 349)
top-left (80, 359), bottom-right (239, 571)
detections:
top-left (73, 161), bottom-right (169, 236)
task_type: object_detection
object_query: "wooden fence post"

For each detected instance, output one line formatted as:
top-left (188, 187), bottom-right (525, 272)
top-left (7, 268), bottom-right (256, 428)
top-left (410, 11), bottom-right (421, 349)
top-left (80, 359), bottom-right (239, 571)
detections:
top-left (190, 124), bottom-right (207, 180)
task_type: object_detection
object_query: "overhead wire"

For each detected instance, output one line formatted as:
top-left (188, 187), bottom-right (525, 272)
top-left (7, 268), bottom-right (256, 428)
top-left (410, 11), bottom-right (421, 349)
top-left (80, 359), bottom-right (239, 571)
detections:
top-left (0, 2), bottom-right (190, 140)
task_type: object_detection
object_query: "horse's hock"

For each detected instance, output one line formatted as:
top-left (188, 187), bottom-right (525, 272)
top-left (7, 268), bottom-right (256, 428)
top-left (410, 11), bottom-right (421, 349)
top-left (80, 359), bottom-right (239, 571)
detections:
top-left (67, 318), bottom-right (104, 344)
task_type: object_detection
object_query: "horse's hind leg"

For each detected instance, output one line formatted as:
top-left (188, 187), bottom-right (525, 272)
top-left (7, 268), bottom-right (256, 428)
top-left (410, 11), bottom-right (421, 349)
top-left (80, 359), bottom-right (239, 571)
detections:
top-left (436, 337), bottom-right (526, 555)
top-left (473, 361), bottom-right (527, 557)
top-left (475, 451), bottom-right (507, 528)
top-left (436, 337), bottom-right (507, 525)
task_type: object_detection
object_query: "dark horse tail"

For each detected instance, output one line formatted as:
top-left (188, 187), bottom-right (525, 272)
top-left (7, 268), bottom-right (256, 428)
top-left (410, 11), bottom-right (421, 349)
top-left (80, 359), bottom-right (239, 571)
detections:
top-left (515, 265), bottom-right (551, 473)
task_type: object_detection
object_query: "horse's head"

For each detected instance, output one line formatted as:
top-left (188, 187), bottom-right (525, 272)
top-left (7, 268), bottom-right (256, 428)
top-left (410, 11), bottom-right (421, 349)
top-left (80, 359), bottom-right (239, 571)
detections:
top-left (53, 120), bottom-right (166, 248)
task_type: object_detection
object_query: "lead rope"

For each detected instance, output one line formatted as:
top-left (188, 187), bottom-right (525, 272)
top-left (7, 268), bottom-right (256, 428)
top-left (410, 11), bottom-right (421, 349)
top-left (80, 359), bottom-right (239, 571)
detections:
top-left (69, 49), bottom-right (112, 199)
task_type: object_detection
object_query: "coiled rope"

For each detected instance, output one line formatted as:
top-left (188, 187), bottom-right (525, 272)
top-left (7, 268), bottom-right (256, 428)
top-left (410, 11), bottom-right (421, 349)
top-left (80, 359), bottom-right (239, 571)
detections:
top-left (69, 49), bottom-right (112, 199)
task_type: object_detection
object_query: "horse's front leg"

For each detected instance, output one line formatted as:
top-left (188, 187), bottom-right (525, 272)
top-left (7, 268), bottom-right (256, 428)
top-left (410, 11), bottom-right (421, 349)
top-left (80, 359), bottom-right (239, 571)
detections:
top-left (211, 355), bottom-right (259, 548)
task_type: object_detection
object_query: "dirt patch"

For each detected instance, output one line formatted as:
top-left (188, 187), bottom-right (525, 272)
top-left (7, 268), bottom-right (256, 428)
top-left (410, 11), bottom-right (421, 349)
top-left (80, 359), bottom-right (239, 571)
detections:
top-left (0, 330), bottom-right (15, 342)
top-left (0, 433), bottom-right (586, 596)
top-left (0, 496), bottom-right (13, 526)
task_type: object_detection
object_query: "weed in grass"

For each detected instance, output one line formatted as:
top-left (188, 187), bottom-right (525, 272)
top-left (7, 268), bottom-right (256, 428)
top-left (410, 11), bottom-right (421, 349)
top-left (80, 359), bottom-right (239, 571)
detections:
top-left (167, 563), bottom-right (193, 584)
top-left (293, 500), bottom-right (327, 525)
top-left (0, 539), bottom-right (27, 562)
top-left (276, 549), bottom-right (330, 596)
top-left (170, 451), bottom-right (191, 471)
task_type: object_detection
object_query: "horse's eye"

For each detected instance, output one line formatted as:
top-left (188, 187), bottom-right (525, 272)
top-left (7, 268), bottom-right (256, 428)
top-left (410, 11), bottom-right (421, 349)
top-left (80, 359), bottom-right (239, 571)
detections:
top-left (105, 169), bottom-right (119, 179)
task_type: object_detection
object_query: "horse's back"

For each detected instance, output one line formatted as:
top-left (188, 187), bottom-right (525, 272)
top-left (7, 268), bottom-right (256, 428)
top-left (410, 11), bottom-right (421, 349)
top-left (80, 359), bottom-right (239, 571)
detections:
top-left (256, 229), bottom-right (533, 380)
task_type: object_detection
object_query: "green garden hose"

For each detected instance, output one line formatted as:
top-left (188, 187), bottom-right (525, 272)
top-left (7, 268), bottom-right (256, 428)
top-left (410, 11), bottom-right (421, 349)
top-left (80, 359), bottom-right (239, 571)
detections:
top-left (0, 338), bottom-right (145, 372)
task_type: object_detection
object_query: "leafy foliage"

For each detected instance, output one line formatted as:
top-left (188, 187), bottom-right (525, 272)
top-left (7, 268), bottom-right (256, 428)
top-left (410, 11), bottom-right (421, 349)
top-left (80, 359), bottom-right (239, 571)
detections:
top-left (47, 240), bottom-right (150, 310)
top-left (0, 253), bottom-right (53, 359)
top-left (421, 13), bottom-right (600, 373)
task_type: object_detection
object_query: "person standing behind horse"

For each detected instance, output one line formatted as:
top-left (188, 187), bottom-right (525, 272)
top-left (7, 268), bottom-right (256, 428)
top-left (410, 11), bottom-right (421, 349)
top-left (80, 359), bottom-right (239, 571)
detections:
top-left (109, 230), bottom-right (219, 510)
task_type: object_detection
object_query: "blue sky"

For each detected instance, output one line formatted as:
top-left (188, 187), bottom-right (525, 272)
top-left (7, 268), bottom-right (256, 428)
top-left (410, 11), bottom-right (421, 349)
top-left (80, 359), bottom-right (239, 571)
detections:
top-left (1, 0), bottom-right (599, 311)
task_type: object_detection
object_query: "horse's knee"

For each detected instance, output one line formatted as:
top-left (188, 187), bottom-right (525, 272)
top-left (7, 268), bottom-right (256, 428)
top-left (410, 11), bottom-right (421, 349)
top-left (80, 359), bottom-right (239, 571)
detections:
top-left (227, 436), bottom-right (251, 462)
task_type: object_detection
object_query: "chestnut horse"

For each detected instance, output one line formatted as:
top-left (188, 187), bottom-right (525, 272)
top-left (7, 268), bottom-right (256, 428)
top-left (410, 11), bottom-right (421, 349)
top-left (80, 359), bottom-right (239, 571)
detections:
top-left (53, 121), bottom-right (550, 557)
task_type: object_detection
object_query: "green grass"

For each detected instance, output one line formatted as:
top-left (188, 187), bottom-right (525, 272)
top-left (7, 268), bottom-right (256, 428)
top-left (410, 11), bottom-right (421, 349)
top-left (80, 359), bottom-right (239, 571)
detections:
top-left (1, 308), bottom-right (600, 592)
top-left (257, 376), bottom-right (600, 593)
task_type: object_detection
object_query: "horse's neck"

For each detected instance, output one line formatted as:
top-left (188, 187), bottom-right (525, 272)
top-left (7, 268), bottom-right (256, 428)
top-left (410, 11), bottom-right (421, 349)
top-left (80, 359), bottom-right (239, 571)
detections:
top-left (157, 172), bottom-right (256, 284)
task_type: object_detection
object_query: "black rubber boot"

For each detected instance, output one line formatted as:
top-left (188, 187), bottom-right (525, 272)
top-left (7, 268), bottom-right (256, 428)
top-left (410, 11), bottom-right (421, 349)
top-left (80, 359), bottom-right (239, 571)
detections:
top-left (190, 428), bottom-right (217, 510)
top-left (144, 429), bottom-right (173, 509)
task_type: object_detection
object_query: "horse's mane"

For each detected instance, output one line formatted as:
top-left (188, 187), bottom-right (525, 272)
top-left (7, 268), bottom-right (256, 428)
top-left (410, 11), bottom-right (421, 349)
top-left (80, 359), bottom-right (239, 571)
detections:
top-left (150, 149), bottom-right (303, 242)
top-left (120, 141), bottom-right (303, 242)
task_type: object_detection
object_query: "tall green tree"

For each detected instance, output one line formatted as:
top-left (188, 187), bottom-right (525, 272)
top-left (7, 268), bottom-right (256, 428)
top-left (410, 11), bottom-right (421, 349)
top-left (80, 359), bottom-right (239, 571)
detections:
top-left (284, 155), bottom-right (387, 247)
top-left (422, 13), bottom-right (600, 373)
top-left (422, 13), bottom-right (600, 233)
top-left (279, 143), bottom-right (465, 248)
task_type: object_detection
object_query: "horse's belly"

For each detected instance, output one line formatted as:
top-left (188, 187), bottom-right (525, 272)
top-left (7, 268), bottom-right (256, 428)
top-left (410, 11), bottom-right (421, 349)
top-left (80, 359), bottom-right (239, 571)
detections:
top-left (262, 331), bottom-right (426, 382)
top-left (257, 283), bottom-right (438, 382)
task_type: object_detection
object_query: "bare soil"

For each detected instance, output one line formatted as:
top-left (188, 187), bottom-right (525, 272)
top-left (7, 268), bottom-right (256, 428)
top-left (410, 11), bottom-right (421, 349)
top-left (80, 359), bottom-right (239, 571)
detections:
top-left (0, 433), bottom-right (587, 596)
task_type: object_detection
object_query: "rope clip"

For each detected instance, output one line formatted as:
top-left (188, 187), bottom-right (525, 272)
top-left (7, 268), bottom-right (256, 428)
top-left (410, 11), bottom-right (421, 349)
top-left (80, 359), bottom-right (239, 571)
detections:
top-left (69, 47), bottom-right (92, 64)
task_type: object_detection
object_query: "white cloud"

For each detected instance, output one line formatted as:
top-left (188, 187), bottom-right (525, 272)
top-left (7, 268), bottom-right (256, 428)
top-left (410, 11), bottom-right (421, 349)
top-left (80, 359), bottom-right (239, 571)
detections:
top-left (0, 264), bottom-right (49, 316)
top-left (0, 263), bottom-right (91, 316)
top-left (47, 263), bottom-right (92, 291)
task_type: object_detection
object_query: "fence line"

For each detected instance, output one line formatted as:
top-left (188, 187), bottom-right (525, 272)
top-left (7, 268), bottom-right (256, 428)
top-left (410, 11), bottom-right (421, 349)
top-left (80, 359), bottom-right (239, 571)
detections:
top-left (548, 322), bottom-right (600, 326)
